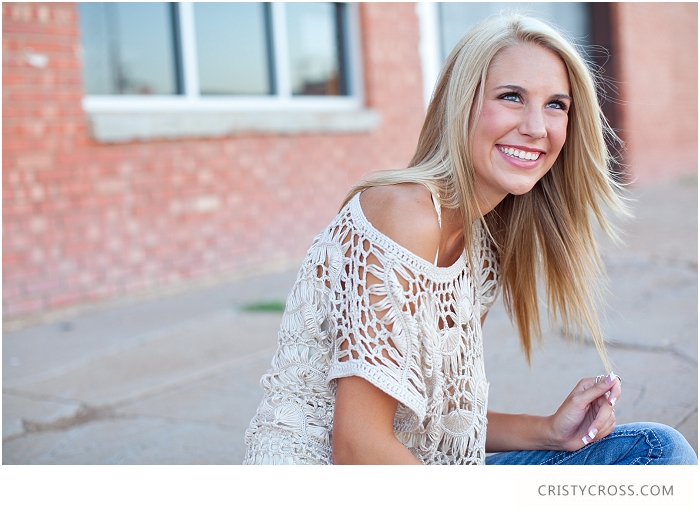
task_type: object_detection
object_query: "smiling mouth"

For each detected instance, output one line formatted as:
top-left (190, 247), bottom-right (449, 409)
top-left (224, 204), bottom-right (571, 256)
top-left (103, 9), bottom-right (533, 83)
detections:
top-left (498, 146), bottom-right (541, 161)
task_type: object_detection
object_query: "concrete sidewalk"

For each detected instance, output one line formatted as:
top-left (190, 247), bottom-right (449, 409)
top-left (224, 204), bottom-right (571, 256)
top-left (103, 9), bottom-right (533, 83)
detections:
top-left (3, 176), bottom-right (697, 464)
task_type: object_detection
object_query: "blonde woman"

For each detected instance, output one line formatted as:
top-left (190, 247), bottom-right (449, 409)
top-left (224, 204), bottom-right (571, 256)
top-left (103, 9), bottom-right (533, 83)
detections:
top-left (243, 14), bottom-right (696, 465)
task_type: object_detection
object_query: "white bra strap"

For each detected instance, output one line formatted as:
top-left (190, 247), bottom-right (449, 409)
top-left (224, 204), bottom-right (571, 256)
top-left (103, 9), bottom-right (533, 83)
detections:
top-left (431, 194), bottom-right (442, 229)
top-left (431, 194), bottom-right (442, 266)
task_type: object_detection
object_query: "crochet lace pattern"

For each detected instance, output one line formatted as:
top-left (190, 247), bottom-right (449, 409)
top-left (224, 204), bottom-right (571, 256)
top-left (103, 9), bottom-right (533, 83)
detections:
top-left (244, 192), bottom-right (500, 464)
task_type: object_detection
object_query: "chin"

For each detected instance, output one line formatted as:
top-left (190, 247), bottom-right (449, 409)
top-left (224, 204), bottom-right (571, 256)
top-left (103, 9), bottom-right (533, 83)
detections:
top-left (507, 181), bottom-right (540, 197)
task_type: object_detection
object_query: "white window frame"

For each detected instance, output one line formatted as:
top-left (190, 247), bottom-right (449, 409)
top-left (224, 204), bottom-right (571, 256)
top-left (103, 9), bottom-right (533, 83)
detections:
top-left (415, 2), bottom-right (441, 111)
top-left (82, 2), bottom-right (378, 142)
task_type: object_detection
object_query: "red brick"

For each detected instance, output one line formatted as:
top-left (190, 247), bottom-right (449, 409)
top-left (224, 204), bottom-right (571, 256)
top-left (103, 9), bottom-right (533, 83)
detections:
top-left (2, 203), bottom-right (33, 217)
top-left (3, 297), bottom-right (45, 316)
top-left (24, 278), bottom-right (62, 294)
top-left (2, 22), bottom-right (46, 34)
top-left (2, 72), bottom-right (27, 85)
top-left (1, 252), bottom-right (26, 265)
top-left (84, 284), bottom-right (118, 301)
top-left (614, 2), bottom-right (698, 184)
top-left (15, 153), bottom-right (53, 169)
top-left (2, 139), bottom-right (34, 151)
top-left (47, 290), bottom-right (83, 309)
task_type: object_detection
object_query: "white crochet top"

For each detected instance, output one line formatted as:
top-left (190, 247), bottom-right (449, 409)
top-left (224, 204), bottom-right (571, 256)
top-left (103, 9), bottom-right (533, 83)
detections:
top-left (244, 192), bottom-right (500, 464)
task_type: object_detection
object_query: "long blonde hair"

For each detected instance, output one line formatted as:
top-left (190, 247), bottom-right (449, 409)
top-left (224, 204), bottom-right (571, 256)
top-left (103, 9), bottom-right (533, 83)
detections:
top-left (341, 13), bottom-right (628, 369)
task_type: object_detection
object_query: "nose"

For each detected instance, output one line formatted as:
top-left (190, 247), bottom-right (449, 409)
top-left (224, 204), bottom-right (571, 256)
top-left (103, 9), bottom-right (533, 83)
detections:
top-left (519, 106), bottom-right (547, 139)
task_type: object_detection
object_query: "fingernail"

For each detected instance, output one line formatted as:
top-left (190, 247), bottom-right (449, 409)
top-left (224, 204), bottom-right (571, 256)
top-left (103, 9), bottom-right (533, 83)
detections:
top-left (582, 436), bottom-right (589, 445)
top-left (588, 428), bottom-right (598, 440)
top-left (606, 371), bottom-right (615, 385)
top-left (609, 397), bottom-right (617, 407)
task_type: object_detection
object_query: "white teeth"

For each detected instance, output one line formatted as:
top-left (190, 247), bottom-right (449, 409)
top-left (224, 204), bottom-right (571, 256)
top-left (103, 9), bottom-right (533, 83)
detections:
top-left (499, 146), bottom-right (540, 161)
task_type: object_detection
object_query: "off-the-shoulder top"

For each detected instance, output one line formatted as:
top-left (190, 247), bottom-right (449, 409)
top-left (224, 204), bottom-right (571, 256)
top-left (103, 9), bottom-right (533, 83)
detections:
top-left (244, 191), bottom-right (500, 464)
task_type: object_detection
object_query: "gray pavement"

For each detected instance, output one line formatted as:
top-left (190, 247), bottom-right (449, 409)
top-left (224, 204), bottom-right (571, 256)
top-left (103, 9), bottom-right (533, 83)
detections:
top-left (3, 176), bottom-right (697, 464)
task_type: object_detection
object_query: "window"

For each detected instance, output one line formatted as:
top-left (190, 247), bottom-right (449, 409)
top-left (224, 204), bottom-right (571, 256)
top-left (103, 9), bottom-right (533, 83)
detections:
top-left (416, 3), bottom-right (593, 108)
top-left (437, 2), bottom-right (591, 63)
top-left (285, 2), bottom-right (348, 96)
top-left (77, 2), bottom-right (375, 142)
top-left (79, 2), bottom-right (181, 95)
top-left (193, 2), bottom-right (273, 96)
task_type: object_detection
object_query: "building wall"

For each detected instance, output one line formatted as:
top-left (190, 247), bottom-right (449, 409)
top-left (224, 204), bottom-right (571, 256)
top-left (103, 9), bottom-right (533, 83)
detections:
top-left (3, 2), bottom-right (698, 321)
top-left (2, 2), bottom-right (426, 319)
top-left (613, 2), bottom-right (698, 184)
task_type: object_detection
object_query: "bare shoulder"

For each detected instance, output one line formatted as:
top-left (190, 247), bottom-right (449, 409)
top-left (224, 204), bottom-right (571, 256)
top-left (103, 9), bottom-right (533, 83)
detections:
top-left (359, 183), bottom-right (441, 263)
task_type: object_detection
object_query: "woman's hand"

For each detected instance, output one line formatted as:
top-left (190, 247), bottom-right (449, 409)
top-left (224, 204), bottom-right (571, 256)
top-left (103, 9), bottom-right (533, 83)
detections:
top-left (546, 373), bottom-right (621, 451)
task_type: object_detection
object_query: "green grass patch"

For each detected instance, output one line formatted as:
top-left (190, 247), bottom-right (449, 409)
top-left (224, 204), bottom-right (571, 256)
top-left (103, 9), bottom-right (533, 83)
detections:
top-left (240, 300), bottom-right (286, 312)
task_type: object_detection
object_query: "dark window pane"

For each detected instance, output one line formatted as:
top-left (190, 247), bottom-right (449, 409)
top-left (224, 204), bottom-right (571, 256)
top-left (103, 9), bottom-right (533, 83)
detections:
top-left (194, 3), bottom-right (273, 95)
top-left (78, 2), bottom-right (179, 95)
top-left (286, 3), bottom-right (347, 96)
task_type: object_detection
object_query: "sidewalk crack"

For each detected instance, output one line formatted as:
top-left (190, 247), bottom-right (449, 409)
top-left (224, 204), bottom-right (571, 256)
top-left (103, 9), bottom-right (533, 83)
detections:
top-left (3, 387), bottom-right (84, 407)
top-left (21, 405), bottom-right (115, 434)
top-left (575, 332), bottom-right (698, 366)
top-left (674, 406), bottom-right (698, 431)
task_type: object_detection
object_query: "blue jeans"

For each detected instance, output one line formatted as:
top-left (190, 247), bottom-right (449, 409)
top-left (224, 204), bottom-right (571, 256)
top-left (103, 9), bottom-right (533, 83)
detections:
top-left (485, 423), bottom-right (697, 465)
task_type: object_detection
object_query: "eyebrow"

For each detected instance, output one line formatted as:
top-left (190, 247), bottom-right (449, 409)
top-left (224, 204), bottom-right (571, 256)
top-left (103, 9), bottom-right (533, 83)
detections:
top-left (494, 84), bottom-right (572, 101)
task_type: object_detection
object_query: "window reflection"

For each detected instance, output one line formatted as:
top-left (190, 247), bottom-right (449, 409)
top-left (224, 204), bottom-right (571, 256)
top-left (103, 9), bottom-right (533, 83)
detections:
top-left (194, 3), bottom-right (273, 95)
top-left (286, 3), bottom-right (347, 96)
top-left (438, 3), bottom-right (591, 61)
top-left (78, 2), bottom-right (353, 99)
top-left (78, 2), bottom-right (179, 95)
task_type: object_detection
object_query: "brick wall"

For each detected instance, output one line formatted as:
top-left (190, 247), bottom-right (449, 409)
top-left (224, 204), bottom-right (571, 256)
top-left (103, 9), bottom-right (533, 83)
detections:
top-left (2, 2), bottom-right (426, 319)
top-left (613, 2), bottom-right (698, 184)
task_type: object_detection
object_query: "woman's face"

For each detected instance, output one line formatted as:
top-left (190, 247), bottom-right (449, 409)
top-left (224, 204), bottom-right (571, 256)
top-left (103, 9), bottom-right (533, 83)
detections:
top-left (469, 43), bottom-right (570, 214)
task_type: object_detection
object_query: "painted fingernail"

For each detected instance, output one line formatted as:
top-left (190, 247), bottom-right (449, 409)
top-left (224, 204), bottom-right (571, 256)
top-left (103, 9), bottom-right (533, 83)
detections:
top-left (606, 371), bottom-right (615, 385)
top-left (588, 428), bottom-right (598, 440)
top-left (609, 397), bottom-right (617, 407)
top-left (582, 436), bottom-right (589, 445)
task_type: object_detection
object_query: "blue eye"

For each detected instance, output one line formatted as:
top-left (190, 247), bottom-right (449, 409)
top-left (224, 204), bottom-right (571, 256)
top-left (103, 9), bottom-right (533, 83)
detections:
top-left (548, 100), bottom-right (569, 111)
top-left (499, 92), bottom-right (520, 102)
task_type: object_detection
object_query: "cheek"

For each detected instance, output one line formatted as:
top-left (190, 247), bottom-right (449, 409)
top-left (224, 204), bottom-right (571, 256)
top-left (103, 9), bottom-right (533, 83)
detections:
top-left (550, 118), bottom-right (569, 153)
top-left (475, 104), bottom-right (510, 142)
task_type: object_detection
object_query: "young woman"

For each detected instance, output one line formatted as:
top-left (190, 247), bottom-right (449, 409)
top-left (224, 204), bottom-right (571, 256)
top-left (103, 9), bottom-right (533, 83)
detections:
top-left (243, 14), bottom-right (697, 465)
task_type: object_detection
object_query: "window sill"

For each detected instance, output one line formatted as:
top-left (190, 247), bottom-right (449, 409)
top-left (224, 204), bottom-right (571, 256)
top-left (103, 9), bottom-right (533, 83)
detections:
top-left (85, 107), bottom-right (381, 143)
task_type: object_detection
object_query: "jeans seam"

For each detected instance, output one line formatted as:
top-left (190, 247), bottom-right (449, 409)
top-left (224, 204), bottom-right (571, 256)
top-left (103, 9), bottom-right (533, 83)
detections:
top-left (542, 428), bottom-right (664, 465)
top-left (631, 427), bottom-right (662, 465)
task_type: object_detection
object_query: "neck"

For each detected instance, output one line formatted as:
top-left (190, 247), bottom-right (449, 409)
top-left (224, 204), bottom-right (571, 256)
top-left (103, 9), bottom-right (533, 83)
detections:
top-left (473, 193), bottom-right (507, 219)
top-left (437, 207), bottom-right (467, 261)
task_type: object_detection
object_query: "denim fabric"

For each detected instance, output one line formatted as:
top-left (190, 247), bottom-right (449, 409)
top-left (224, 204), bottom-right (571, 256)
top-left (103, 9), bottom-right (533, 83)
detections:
top-left (485, 422), bottom-right (697, 465)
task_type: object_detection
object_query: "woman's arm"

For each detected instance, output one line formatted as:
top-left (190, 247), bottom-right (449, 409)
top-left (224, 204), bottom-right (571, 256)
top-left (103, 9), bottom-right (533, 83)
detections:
top-left (485, 411), bottom-right (555, 452)
top-left (331, 184), bottom-right (440, 465)
top-left (332, 376), bottom-right (422, 464)
top-left (481, 313), bottom-right (621, 452)
top-left (485, 374), bottom-right (621, 452)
